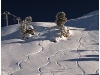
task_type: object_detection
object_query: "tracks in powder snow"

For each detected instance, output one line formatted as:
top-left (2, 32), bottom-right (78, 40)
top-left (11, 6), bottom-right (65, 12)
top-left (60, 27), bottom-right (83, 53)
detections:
top-left (95, 49), bottom-right (99, 74)
top-left (75, 22), bottom-right (99, 75)
top-left (38, 49), bottom-right (70, 75)
top-left (9, 41), bottom-right (44, 75)
top-left (9, 21), bottom-right (98, 75)
top-left (38, 22), bottom-right (98, 75)
top-left (38, 51), bottom-right (58, 75)
top-left (76, 37), bottom-right (85, 75)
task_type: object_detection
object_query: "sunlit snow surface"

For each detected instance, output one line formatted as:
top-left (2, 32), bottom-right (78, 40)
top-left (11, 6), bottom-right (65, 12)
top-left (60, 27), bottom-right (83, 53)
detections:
top-left (1, 11), bottom-right (99, 75)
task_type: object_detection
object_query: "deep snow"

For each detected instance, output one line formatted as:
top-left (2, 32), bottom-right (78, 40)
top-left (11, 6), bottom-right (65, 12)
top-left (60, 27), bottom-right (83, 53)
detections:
top-left (1, 10), bottom-right (99, 75)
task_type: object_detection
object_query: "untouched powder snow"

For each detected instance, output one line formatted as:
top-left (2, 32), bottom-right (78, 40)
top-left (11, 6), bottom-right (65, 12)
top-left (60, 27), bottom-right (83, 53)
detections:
top-left (1, 11), bottom-right (99, 75)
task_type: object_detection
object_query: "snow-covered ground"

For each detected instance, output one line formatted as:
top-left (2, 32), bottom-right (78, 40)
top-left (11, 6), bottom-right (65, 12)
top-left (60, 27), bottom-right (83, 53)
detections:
top-left (1, 10), bottom-right (99, 75)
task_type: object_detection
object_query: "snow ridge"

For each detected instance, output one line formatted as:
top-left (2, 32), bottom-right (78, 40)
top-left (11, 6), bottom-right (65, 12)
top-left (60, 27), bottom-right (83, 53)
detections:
top-left (69, 12), bottom-right (98, 21)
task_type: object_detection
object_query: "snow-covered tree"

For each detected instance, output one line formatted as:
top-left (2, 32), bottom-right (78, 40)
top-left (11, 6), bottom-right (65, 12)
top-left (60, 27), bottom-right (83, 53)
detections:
top-left (55, 12), bottom-right (67, 26)
top-left (19, 16), bottom-right (35, 39)
top-left (19, 20), bottom-right (27, 39)
top-left (55, 12), bottom-right (69, 38)
top-left (25, 16), bottom-right (32, 23)
top-left (58, 25), bottom-right (69, 37)
top-left (25, 25), bottom-right (35, 39)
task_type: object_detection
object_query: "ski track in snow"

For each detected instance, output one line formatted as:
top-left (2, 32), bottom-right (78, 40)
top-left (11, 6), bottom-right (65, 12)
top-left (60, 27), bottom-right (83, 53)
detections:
top-left (94, 17), bottom-right (99, 75)
top-left (38, 52), bottom-right (58, 75)
top-left (38, 19), bottom-right (98, 75)
top-left (9, 41), bottom-right (44, 75)
top-left (76, 37), bottom-right (85, 75)
top-left (94, 44), bottom-right (99, 74)
top-left (38, 49), bottom-right (71, 75)
top-left (75, 21), bottom-right (98, 75)
top-left (95, 49), bottom-right (99, 74)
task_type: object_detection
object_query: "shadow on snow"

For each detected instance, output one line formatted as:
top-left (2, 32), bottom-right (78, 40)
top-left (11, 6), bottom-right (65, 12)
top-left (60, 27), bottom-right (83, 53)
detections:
top-left (2, 25), bottom-right (58, 43)
top-left (78, 74), bottom-right (99, 75)
top-left (71, 49), bottom-right (99, 53)
top-left (63, 53), bottom-right (99, 61)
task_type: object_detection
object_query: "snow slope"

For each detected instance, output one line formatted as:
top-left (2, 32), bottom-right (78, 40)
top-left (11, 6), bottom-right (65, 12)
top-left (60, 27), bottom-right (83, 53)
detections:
top-left (1, 11), bottom-right (99, 75)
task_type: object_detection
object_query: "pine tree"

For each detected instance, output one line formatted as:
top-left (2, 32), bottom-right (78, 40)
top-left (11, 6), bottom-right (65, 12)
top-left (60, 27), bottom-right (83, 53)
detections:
top-left (19, 16), bottom-right (35, 39)
top-left (55, 12), bottom-right (67, 26)
top-left (25, 16), bottom-right (32, 23)
top-left (55, 12), bottom-right (69, 37)
top-left (19, 20), bottom-right (27, 39)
